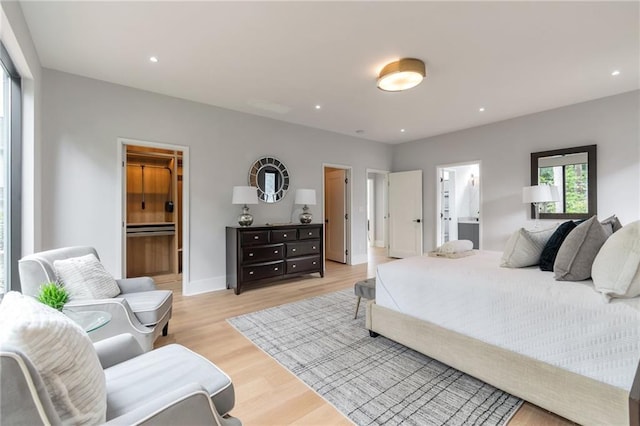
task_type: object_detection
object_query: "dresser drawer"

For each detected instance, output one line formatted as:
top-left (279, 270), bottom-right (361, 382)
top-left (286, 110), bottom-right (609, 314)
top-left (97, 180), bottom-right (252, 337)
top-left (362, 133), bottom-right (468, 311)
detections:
top-left (241, 261), bottom-right (284, 282)
top-left (286, 241), bottom-right (320, 257)
top-left (241, 231), bottom-right (269, 245)
top-left (286, 256), bottom-right (321, 274)
top-left (271, 229), bottom-right (297, 243)
top-left (298, 227), bottom-right (321, 240)
top-left (242, 244), bottom-right (284, 263)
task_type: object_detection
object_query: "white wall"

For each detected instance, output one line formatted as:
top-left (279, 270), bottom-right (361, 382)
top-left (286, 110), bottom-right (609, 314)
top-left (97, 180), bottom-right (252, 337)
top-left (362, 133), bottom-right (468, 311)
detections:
top-left (393, 90), bottom-right (640, 252)
top-left (41, 69), bottom-right (391, 294)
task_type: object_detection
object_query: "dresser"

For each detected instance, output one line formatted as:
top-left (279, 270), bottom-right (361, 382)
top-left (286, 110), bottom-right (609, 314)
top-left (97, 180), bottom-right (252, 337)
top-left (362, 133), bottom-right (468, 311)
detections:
top-left (226, 224), bottom-right (324, 294)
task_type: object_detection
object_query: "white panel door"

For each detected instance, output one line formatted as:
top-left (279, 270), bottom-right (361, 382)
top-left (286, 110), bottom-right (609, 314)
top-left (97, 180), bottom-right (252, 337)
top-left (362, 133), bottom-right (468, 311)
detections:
top-left (325, 169), bottom-right (347, 263)
top-left (388, 170), bottom-right (423, 258)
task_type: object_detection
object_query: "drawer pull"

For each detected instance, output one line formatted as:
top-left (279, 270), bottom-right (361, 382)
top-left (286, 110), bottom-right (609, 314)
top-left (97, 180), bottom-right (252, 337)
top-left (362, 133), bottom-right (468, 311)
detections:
top-left (254, 236), bottom-right (259, 240)
top-left (249, 253), bottom-right (254, 257)
top-left (292, 248), bottom-right (296, 252)
top-left (292, 264), bottom-right (296, 268)
top-left (274, 250), bottom-right (279, 254)
top-left (308, 232), bottom-right (312, 235)
top-left (249, 271), bottom-right (254, 275)
top-left (313, 261), bottom-right (317, 265)
top-left (313, 246), bottom-right (316, 250)
top-left (283, 234), bottom-right (287, 237)
top-left (274, 267), bottom-right (279, 271)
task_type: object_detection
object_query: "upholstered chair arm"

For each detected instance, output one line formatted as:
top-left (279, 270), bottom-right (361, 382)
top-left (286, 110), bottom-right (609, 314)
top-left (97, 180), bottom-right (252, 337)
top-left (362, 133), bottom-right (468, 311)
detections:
top-left (0, 347), bottom-right (62, 425)
top-left (63, 298), bottom-right (156, 351)
top-left (94, 334), bottom-right (144, 369)
top-left (104, 383), bottom-right (239, 426)
top-left (116, 277), bottom-right (157, 294)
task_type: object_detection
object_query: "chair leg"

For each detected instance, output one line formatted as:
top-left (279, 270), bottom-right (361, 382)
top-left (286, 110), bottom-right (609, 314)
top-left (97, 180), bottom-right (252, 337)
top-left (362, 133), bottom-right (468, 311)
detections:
top-left (162, 322), bottom-right (169, 336)
top-left (354, 296), bottom-right (361, 319)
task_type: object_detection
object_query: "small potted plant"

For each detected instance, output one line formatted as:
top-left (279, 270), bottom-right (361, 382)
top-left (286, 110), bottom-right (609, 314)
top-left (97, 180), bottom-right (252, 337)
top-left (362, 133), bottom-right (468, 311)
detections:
top-left (37, 282), bottom-right (69, 311)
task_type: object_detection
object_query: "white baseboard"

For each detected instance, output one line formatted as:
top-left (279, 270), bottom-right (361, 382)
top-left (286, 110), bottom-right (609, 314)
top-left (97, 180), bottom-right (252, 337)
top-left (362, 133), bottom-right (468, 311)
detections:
top-left (374, 240), bottom-right (385, 248)
top-left (183, 275), bottom-right (227, 296)
top-left (350, 253), bottom-right (368, 265)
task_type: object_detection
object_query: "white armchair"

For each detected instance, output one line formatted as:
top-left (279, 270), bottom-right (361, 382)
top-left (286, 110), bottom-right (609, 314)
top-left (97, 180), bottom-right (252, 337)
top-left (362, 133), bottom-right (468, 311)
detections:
top-left (18, 246), bottom-right (172, 352)
top-left (1, 334), bottom-right (240, 425)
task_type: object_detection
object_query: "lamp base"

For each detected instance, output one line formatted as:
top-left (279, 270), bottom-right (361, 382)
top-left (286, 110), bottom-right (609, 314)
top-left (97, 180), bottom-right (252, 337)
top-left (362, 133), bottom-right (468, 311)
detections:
top-left (299, 205), bottom-right (312, 224)
top-left (238, 205), bottom-right (253, 227)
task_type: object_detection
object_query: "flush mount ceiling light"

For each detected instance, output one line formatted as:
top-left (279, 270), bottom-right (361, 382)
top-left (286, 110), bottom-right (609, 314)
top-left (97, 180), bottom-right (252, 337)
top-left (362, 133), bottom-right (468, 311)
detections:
top-left (377, 58), bottom-right (426, 92)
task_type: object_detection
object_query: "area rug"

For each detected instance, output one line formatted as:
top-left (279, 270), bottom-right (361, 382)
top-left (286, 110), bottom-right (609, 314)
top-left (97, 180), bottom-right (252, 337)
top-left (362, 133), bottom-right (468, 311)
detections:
top-left (228, 289), bottom-right (523, 426)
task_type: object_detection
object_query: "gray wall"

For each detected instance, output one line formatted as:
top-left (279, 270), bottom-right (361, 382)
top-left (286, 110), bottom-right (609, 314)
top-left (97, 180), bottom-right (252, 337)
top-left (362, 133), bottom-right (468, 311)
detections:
top-left (393, 90), bottom-right (640, 252)
top-left (41, 69), bottom-right (391, 294)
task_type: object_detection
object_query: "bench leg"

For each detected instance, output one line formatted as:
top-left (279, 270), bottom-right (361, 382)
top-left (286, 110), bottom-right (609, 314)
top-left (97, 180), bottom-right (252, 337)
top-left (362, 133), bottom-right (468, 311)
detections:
top-left (354, 296), bottom-right (362, 319)
top-left (162, 322), bottom-right (169, 336)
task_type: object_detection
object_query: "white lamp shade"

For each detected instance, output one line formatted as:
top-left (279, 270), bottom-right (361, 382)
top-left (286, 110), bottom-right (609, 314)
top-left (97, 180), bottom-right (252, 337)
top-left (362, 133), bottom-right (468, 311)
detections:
top-left (294, 189), bottom-right (316, 205)
top-left (232, 186), bottom-right (258, 205)
top-left (522, 185), bottom-right (555, 204)
top-left (549, 185), bottom-right (560, 202)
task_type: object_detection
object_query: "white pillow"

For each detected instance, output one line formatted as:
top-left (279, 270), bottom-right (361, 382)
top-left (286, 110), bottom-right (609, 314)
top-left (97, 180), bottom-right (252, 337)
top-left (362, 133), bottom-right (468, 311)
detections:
top-left (501, 225), bottom-right (557, 268)
top-left (0, 292), bottom-right (107, 424)
top-left (54, 254), bottom-right (120, 300)
top-left (592, 220), bottom-right (640, 301)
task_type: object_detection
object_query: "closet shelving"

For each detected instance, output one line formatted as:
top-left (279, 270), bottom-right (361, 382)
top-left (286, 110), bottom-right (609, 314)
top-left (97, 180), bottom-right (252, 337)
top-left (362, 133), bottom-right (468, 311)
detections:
top-left (125, 146), bottom-right (183, 281)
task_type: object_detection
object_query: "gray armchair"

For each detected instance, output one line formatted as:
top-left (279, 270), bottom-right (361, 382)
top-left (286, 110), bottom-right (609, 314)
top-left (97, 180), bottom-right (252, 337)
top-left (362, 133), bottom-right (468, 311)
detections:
top-left (1, 333), bottom-right (240, 425)
top-left (18, 246), bottom-right (172, 352)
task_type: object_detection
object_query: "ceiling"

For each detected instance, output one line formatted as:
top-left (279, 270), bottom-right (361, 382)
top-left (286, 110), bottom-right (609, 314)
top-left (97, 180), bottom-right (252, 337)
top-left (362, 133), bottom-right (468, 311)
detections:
top-left (19, 1), bottom-right (640, 144)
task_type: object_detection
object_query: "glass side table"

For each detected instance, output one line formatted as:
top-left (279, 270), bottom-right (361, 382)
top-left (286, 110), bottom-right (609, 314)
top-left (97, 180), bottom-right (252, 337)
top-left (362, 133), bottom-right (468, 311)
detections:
top-left (64, 310), bottom-right (111, 333)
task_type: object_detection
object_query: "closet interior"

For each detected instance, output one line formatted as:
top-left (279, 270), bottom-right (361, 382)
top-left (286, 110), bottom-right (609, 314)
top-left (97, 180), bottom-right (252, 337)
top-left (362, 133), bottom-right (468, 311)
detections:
top-left (125, 145), bottom-right (183, 282)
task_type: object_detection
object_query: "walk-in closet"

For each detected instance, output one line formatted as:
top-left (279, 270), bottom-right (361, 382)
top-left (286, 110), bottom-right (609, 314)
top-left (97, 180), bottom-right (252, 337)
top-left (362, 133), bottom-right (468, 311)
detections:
top-left (125, 145), bottom-right (183, 282)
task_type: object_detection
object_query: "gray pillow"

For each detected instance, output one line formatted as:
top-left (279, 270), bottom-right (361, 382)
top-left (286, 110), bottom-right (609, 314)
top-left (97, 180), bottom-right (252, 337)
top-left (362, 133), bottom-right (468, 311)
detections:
top-left (554, 216), bottom-right (610, 281)
top-left (600, 215), bottom-right (623, 236)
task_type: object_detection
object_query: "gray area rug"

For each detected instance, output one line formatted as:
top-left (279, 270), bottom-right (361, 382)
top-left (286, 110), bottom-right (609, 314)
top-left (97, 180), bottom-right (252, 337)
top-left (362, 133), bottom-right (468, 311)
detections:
top-left (228, 289), bottom-right (523, 426)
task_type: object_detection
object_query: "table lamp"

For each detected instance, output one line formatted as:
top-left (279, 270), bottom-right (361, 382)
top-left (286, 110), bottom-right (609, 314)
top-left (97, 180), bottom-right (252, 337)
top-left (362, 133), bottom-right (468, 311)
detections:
top-left (232, 186), bottom-right (258, 226)
top-left (294, 189), bottom-right (316, 224)
top-left (522, 184), bottom-right (558, 227)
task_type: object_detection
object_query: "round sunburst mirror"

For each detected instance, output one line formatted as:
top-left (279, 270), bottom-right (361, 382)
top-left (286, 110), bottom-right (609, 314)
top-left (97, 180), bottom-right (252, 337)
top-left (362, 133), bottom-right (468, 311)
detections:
top-left (248, 156), bottom-right (290, 203)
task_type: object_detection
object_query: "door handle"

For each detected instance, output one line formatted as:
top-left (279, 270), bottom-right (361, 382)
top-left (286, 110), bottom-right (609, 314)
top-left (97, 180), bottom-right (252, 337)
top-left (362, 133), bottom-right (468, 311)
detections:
top-left (325, 219), bottom-right (329, 223)
top-left (413, 219), bottom-right (421, 223)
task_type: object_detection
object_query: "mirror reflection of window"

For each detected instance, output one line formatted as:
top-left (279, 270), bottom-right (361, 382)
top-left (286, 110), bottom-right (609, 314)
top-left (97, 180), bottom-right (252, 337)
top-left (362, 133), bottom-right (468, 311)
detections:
top-left (265, 171), bottom-right (276, 203)
top-left (537, 152), bottom-right (589, 215)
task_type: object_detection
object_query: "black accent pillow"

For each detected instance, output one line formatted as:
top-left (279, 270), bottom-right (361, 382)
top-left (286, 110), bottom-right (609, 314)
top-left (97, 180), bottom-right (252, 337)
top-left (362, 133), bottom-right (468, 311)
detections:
top-left (539, 221), bottom-right (577, 271)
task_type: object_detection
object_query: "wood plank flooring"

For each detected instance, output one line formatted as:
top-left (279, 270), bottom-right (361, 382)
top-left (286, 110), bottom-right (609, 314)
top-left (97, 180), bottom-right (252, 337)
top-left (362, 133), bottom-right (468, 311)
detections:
top-left (154, 248), bottom-right (573, 426)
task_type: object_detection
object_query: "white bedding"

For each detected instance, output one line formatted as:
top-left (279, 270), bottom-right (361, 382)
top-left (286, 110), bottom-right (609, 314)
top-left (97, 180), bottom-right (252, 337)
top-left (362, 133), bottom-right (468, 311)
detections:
top-left (376, 250), bottom-right (640, 391)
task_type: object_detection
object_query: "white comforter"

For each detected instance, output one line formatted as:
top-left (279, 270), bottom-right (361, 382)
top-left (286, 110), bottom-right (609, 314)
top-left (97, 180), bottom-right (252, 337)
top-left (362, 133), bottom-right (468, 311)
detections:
top-left (376, 250), bottom-right (640, 391)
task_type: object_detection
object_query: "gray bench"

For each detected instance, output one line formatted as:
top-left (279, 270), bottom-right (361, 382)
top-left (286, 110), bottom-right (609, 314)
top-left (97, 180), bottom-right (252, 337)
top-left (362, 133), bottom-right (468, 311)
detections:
top-left (353, 278), bottom-right (375, 319)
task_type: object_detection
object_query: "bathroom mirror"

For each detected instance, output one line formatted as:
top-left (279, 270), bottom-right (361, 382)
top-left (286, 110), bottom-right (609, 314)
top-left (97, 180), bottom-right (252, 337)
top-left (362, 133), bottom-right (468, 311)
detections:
top-left (249, 156), bottom-right (290, 203)
top-left (530, 144), bottom-right (596, 220)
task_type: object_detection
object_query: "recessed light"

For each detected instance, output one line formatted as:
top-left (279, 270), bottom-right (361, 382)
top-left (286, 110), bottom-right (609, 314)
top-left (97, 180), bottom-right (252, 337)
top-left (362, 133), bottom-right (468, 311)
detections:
top-left (149, 56), bottom-right (159, 63)
top-left (611, 70), bottom-right (620, 76)
top-left (400, 129), bottom-right (406, 133)
top-left (315, 105), bottom-right (321, 110)
top-left (479, 107), bottom-right (485, 112)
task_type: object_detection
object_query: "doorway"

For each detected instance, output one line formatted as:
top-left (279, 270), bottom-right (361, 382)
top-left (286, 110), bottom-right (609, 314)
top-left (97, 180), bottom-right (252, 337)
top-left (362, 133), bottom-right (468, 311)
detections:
top-left (323, 165), bottom-right (351, 264)
top-left (118, 139), bottom-right (189, 290)
top-left (436, 162), bottom-right (481, 249)
top-left (366, 169), bottom-right (389, 250)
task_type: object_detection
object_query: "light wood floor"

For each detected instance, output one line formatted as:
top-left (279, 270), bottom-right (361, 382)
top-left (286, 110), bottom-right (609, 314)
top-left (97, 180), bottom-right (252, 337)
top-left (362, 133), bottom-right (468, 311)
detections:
top-left (154, 248), bottom-right (572, 426)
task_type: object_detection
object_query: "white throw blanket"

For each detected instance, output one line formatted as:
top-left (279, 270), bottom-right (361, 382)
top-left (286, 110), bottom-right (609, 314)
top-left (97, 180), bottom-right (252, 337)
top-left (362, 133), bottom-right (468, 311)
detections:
top-left (436, 239), bottom-right (473, 254)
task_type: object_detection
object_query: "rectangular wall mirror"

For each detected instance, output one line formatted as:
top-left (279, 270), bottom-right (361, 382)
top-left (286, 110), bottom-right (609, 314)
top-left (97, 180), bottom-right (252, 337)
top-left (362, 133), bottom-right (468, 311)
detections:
top-left (530, 144), bottom-right (597, 220)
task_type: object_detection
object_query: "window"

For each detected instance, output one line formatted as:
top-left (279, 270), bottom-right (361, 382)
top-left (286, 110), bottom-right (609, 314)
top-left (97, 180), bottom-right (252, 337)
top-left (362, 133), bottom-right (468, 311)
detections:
top-left (0, 43), bottom-right (22, 293)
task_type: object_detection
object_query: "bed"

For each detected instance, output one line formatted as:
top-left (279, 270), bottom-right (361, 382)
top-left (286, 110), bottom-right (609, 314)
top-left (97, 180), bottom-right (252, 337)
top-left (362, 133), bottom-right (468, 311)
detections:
top-left (366, 250), bottom-right (640, 426)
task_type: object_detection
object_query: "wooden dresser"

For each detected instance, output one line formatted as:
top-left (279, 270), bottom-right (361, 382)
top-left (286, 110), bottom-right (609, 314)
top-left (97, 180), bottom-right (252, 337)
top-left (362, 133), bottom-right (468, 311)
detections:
top-left (226, 224), bottom-right (324, 294)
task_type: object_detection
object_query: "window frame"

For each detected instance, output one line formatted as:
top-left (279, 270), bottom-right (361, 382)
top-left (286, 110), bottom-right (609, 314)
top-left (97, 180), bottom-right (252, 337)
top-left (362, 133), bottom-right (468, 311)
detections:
top-left (1, 42), bottom-right (22, 292)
